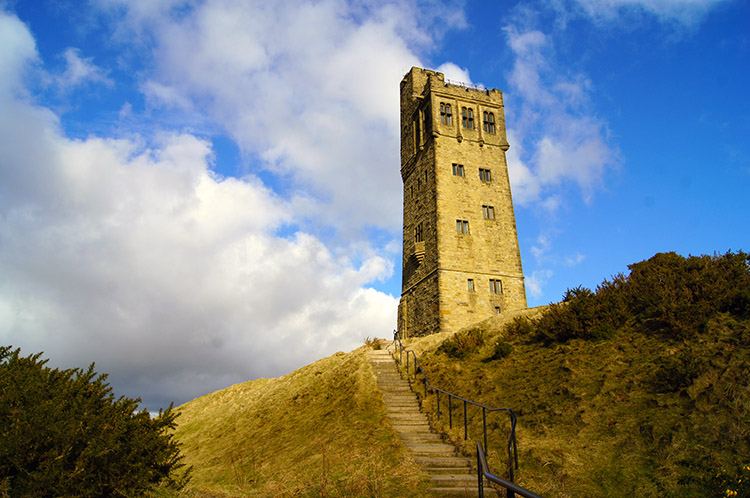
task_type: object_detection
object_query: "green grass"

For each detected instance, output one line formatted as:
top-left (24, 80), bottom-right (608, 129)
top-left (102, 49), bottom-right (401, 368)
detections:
top-left (167, 345), bottom-right (428, 498)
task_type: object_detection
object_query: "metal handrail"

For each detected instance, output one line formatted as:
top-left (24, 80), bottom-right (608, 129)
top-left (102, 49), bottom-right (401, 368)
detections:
top-left (477, 442), bottom-right (544, 498)
top-left (390, 331), bottom-right (525, 493)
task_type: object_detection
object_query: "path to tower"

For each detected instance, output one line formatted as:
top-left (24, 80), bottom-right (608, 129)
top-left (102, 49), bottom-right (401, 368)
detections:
top-left (368, 342), bottom-right (499, 497)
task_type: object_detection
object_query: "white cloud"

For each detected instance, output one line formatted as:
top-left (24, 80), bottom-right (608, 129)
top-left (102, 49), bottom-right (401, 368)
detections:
top-left (92, 0), bottom-right (470, 235)
top-left (503, 26), bottom-right (620, 208)
top-left (0, 11), bottom-right (38, 98)
top-left (0, 11), bottom-right (399, 410)
top-left (526, 269), bottom-right (554, 299)
top-left (436, 62), bottom-right (473, 84)
top-left (57, 48), bottom-right (113, 90)
top-left (571, 0), bottom-right (729, 25)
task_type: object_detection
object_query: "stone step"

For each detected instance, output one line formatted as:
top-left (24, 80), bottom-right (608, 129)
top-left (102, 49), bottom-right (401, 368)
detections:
top-left (428, 486), bottom-right (502, 497)
top-left (399, 433), bottom-right (444, 443)
top-left (424, 466), bottom-right (473, 475)
top-left (414, 456), bottom-right (474, 467)
top-left (430, 474), bottom-right (477, 485)
top-left (388, 412), bottom-right (428, 421)
top-left (404, 443), bottom-right (458, 454)
top-left (390, 421), bottom-right (433, 430)
top-left (386, 404), bottom-right (422, 411)
top-left (427, 486), bottom-right (480, 496)
top-left (382, 399), bottom-right (419, 406)
top-left (368, 350), bottom-right (494, 498)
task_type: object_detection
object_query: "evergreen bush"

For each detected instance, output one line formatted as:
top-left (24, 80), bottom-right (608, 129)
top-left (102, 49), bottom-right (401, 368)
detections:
top-left (509, 251), bottom-right (749, 344)
top-left (0, 346), bottom-right (190, 497)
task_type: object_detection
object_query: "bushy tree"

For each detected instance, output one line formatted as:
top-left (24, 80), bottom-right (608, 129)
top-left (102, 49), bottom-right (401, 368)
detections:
top-left (508, 251), bottom-right (750, 344)
top-left (0, 346), bottom-right (189, 497)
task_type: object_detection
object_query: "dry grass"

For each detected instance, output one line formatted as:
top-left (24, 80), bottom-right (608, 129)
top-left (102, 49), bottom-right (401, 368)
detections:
top-left (396, 305), bottom-right (750, 497)
top-left (170, 346), bottom-right (427, 497)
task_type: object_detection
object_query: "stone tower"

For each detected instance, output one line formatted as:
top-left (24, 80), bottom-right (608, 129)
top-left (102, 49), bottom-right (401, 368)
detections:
top-left (397, 67), bottom-right (526, 338)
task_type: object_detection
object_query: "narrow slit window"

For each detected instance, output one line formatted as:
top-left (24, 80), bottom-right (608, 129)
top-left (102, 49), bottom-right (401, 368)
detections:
top-left (414, 222), bottom-right (423, 243)
top-left (468, 279), bottom-right (475, 292)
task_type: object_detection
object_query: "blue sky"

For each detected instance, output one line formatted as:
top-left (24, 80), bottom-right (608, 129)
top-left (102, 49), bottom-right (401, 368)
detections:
top-left (1, 0), bottom-right (748, 411)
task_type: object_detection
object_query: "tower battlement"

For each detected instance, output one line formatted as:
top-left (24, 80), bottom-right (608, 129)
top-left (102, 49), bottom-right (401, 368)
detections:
top-left (398, 67), bottom-right (526, 337)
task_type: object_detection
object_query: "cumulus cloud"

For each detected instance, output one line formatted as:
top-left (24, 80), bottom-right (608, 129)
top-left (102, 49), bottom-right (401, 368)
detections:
top-left (0, 12), bottom-right (38, 98)
top-left (436, 62), bottom-right (473, 84)
top-left (503, 25), bottom-right (620, 208)
top-left (93, 0), bottom-right (468, 235)
top-left (0, 10), bottom-right (400, 410)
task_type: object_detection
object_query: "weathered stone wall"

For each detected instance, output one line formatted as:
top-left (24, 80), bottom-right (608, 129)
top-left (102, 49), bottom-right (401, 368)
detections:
top-left (398, 66), bottom-right (526, 338)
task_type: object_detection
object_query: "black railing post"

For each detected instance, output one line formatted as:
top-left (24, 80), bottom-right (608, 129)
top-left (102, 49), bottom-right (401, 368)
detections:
top-left (464, 400), bottom-right (468, 440)
top-left (477, 449), bottom-right (484, 498)
top-left (448, 396), bottom-right (453, 429)
top-left (436, 391), bottom-right (440, 420)
top-left (483, 407), bottom-right (487, 455)
top-left (423, 377), bottom-right (427, 398)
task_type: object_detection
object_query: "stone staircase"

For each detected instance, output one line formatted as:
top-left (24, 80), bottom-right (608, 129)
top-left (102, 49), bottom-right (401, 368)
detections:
top-left (369, 343), bottom-right (497, 497)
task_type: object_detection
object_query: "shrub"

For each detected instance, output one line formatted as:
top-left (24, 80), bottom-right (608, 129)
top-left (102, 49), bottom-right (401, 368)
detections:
top-left (505, 316), bottom-right (535, 338)
top-left (0, 346), bottom-right (190, 497)
top-left (508, 251), bottom-right (749, 345)
top-left (485, 340), bottom-right (513, 361)
top-left (437, 328), bottom-right (485, 358)
top-left (364, 337), bottom-right (382, 350)
top-left (647, 352), bottom-right (704, 394)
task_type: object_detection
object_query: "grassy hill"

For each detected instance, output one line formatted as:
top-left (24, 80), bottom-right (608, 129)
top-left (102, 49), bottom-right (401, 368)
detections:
top-left (406, 251), bottom-right (750, 497)
top-left (168, 251), bottom-right (748, 498)
top-left (170, 346), bottom-right (428, 497)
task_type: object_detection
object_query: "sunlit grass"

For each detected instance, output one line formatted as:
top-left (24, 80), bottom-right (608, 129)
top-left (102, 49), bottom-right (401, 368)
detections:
top-left (169, 346), bottom-right (428, 497)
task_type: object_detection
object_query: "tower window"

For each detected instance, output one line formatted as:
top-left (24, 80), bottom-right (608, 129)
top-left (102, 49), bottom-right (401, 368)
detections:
top-left (461, 107), bottom-right (474, 130)
top-left (452, 163), bottom-right (465, 177)
top-left (482, 205), bottom-right (495, 219)
top-left (483, 112), bottom-right (496, 134)
top-left (468, 279), bottom-right (475, 292)
top-left (456, 220), bottom-right (469, 234)
top-left (440, 103), bottom-right (452, 125)
top-left (479, 168), bottom-right (492, 182)
top-left (415, 222), bottom-right (423, 242)
top-left (489, 279), bottom-right (503, 294)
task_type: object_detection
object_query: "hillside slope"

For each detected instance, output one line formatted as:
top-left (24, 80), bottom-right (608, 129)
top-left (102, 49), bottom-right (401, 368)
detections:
top-left (405, 251), bottom-right (750, 498)
top-left (170, 251), bottom-right (748, 498)
top-left (173, 346), bottom-right (427, 497)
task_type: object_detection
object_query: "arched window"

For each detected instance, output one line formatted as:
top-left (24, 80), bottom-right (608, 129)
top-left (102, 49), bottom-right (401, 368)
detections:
top-left (461, 107), bottom-right (474, 130)
top-left (440, 103), bottom-right (452, 125)
top-left (483, 111), bottom-right (496, 134)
